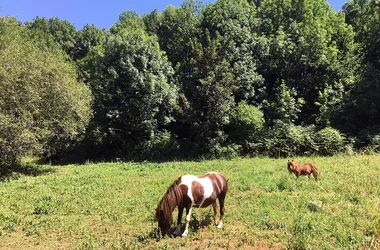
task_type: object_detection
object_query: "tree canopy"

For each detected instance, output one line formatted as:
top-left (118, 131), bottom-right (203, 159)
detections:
top-left (1, 0), bottom-right (380, 165)
top-left (78, 13), bottom-right (178, 159)
top-left (0, 17), bottom-right (92, 167)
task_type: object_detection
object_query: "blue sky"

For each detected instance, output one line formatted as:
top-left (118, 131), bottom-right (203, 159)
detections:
top-left (1, 0), bottom-right (348, 30)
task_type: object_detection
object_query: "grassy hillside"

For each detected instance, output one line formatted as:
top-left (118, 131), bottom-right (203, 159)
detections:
top-left (0, 155), bottom-right (379, 249)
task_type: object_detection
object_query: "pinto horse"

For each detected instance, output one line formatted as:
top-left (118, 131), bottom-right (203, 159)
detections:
top-left (287, 160), bottom-right (319, 181)
top-left (155, 172), bottom-right (228, 237)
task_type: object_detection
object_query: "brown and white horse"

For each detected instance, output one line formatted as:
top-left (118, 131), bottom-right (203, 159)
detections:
top-left (155, 172), bottom-right (228, 237)
top-left (287, 159), bottom-right (319, 181)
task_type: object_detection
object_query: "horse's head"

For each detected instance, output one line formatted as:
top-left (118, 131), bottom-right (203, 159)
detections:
top-left (287, 159), bottom-right (295, 172)
top-left (155, 207), bottom-right (173, 237)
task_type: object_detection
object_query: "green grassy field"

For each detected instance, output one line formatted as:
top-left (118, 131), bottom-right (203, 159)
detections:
top-left (0, 155), bottom-right (379, 249)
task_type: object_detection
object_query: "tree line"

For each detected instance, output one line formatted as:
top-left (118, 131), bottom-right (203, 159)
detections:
top-left (1, 0), bottom-right (379, 167)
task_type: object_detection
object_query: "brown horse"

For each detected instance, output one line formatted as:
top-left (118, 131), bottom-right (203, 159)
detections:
top-left (155, 172), bottom-right (228, 237)
top-left (287, 160), bottom-right (319, 181)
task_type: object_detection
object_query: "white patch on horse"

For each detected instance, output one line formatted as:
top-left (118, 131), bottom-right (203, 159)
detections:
top-left (217, 220), bottom-right (223, 229)
top-left (182, 206), bottom-right (193, 237)
top-left (180, 174), bottom-right (214, 207)
top-left (179, 175), bottom-right (196, 201)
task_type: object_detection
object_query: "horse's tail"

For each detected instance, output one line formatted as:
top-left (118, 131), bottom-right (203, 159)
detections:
top-left (224, 179), bottom-right (229, 194)
top-left (311, 164), bottom-right (319, 181)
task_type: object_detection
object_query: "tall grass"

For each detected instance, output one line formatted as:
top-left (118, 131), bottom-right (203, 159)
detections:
top-left (0, 155), bottom-right (379, 249)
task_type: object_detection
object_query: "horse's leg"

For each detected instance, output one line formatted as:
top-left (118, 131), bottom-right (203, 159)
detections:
top-left (212, 202), bottom-right (218, 226)
top-left (296, 171), bottom-right (300, 180)
top-left (173, 206), bottom-right (184, 236)
top-left (182, 205), bottom-right (193, 237)
top-left (217, 193), bottom-right (226, 229)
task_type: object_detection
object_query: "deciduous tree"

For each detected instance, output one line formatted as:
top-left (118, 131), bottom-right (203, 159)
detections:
top-left (0, 17), bottom-right (92, 167)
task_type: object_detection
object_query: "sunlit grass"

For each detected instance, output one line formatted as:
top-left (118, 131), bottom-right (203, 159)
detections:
top-left (0, 155), bottom-right (379, 249)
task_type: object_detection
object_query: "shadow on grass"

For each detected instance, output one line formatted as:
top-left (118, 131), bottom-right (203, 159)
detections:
top-left (136, 228), bottom-right (162, 243)
top-left (136, 214), bottom-right (214, 243)
top-left (189, 213), bottom-right (214, 232)
top-left (0, 162), bottom-right (56, 181)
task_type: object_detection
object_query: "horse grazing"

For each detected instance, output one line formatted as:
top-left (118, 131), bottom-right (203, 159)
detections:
top-left (287, 160), bottom-right (319, 181)
top-left (155, 172), bottom-right (228, 237)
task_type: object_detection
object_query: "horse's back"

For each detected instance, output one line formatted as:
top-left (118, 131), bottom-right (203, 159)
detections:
top-left (198, 172), bottom-right (227, 194)
top-left (310, 163), bottom-right (318, 170)
top-left (181, 172), bottom-right (227, 189)
top-left (303, 163), bottom-right (318, 171)
top-left (198, 172), bottom-right (226, 180)
top-left (180, 174), bottom-right (197, 184)
top-left (181, 172), bottom-right (227, 204)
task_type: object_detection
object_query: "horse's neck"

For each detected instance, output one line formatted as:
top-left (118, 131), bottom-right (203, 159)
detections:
top-left (163, 185), bottom-right (183, 213)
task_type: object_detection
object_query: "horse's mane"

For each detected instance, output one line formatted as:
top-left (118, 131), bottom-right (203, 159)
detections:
top-left (157, 176), bottom-right (184, 216)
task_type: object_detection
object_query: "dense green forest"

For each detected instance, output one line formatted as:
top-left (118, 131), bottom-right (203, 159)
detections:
top-left (1, 0), bottom-right (380, 167)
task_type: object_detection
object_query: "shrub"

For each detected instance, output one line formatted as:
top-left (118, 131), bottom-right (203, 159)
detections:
top-left (315, 127), bottom-right (346, 155)
top-left (264, 121), bottom-right (317, 157)
top-left (229, 101), bottom-right (265, 153)
top-left (367, 134), bottom-right (380, 152)
top-left (136, 131), bottom-right (180, 160)
top-left (213, 143), bottom-right (242, 159)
